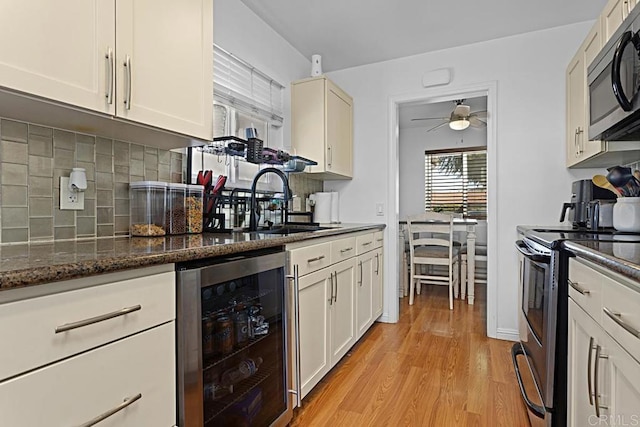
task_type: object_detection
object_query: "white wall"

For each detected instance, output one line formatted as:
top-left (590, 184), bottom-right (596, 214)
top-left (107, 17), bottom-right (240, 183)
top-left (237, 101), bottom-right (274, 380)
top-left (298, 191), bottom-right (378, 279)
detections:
top-left (399, 125), bottom-right (487, 220)
top-left (214, 0), bottom-right (311, 149)
top-left (325, 22), bottom-right (601, 335)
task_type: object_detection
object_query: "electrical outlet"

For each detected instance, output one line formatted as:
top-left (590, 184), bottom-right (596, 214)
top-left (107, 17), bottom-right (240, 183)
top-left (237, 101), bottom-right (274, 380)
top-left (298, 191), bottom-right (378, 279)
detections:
top-left (376, 203), bottom-right (384, 216)
top-left (60, 177), bottom-right (85, 210)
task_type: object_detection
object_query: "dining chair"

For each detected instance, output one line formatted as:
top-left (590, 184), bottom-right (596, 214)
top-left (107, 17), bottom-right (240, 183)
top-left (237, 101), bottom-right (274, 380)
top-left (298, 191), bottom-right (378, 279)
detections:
top-left (407, 212), bottom-right (460, 309)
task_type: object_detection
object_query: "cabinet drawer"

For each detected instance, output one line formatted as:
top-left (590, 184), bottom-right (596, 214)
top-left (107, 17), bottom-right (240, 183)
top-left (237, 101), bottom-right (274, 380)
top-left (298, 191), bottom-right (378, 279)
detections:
top-left (602, 275), bottom-right (640, 361)
top-left (290, 242), bottom-right (332, 276)
top-left (0, 323), bottom-right (175, 427)
top-left (568, 258), bottom-right (603, 322)
top-left (0, 271), bottom-right (175, 381)
top-left (356, 233), bottom-right (376, 255)
top-left (331, 237), bottom-right (356, 263)
top-left (373, 231), bottom-right (384, 248)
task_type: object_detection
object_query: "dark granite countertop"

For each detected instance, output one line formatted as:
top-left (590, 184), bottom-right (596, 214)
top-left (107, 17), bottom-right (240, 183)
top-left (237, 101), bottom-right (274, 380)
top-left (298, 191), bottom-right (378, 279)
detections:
top-left (562, 240), bottom-right (640, 285)
top-left (0, 224), bottom-right (385, 291)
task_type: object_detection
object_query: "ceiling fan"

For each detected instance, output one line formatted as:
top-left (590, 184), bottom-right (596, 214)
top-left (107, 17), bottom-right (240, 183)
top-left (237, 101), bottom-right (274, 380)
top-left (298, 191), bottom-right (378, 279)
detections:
top-left (411, 100), bottom-right (487, 132)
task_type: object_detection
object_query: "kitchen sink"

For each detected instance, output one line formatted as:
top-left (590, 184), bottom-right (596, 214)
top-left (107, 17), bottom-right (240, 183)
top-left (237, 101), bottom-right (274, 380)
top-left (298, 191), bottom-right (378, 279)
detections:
top-left (257, 225), bottom-right (333, 235)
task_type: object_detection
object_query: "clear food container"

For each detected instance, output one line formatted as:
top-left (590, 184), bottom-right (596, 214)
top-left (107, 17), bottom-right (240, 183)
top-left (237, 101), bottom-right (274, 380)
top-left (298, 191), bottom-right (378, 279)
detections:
top-left (186, 184), bottom-right (204, 234)
top-left (129, 181), bottom-right (167, 236)
top-left (166, 183), bottom-right (187, 235)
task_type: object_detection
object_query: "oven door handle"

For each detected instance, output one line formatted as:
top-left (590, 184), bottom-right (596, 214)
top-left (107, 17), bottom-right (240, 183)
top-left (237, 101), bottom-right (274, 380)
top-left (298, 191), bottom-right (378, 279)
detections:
top-left (511, 343), bottom-right (547, 419)
top-left (612, 30), bottom-right (637, 112)
top-left (515, 240), bottom-right (550, 263)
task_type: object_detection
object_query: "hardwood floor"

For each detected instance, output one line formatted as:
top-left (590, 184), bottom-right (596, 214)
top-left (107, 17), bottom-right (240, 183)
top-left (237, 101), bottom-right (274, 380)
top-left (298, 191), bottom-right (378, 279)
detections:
top-left (290, 284), bottom-right (530, 427)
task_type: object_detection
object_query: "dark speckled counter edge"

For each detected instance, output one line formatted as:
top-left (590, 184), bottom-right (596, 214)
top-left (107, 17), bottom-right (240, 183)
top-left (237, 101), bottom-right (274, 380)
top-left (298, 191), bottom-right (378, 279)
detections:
top-left (0, 224), bottom-right (385, 291)
top-left (562, 241), bottom-right (640, 283)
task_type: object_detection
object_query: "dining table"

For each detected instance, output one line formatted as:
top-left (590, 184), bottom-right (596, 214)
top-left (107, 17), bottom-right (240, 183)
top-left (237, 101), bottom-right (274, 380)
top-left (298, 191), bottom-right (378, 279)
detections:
top-left (399, 218), bottom-right (478, 304)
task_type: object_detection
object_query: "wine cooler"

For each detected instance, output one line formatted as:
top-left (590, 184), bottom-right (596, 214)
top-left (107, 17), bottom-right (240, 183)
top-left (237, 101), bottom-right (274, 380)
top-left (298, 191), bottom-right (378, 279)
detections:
top-left (176, 248), bottom-right (292, 427)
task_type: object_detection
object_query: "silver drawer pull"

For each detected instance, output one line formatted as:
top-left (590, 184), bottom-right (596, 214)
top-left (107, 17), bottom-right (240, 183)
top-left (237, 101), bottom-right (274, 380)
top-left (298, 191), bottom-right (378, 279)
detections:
top-left (307, 255), bottom-right (325, 263)
top-left (55, 305), bottom-right (142, 334)
top-left (376, 238), bottom-right (383, 242)
top-left (569, 280), bottom-right (590, 296)
top-left (340, 247), bottom-right (353, 253)
top-left (603, 307), bottom-right (640, 339)
top-left (362, 242), bottom-right (373, 246)
top-left (78, 393), bottom-right (142, 427)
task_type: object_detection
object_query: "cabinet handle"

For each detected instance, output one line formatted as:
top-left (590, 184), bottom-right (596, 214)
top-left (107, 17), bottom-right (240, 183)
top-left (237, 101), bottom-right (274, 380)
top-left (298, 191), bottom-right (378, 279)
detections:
top-left (575, 127), bottom-right (584, 156)
top-left (593, 344), bottom-right (609, 417)
top-left (340, 247), bottom-right (353, 253)
top-left (55, 305), bottom-right (142, 333)
top-left (286, 265), bottom-right (302, 407)
top-left (375, 253), bottom-right (380, 275)
top-left (105, 47), bottom-right (114, 105)
top-left (603, 307), bottom-right (640, 339)
top-left (333, 271), bottom-right (338, 302)
top-left (362, 241), bottom-right (373, 247)
top-left (587, 337), bottom-right (595, 406)
top-left (78, 393), bottom-right (142, 427)
top-left (328, 271), bottom-right (333, 305)
top-left (569, 280), bottom-right (590, 295)
top-left (124, 55), bottom-right (132, 110)
top-left (327, 145), bottom-right (332, 167)
top-left (307, 255), bottom-right (325, 263)
top-left (376, 238), bottom-right (384, 242)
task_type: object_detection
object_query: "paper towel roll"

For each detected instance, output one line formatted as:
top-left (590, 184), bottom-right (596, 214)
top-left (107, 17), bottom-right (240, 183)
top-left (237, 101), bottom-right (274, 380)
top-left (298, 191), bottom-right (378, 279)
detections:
top-left (331, 192), bottom-right (339, 224)
top-left (312, 192), bottom-right (332, 224)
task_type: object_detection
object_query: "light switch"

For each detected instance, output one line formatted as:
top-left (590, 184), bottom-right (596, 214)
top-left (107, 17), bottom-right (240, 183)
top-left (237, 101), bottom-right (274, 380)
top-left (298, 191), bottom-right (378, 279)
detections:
top-left (376, 203), bottom-right (384, 216)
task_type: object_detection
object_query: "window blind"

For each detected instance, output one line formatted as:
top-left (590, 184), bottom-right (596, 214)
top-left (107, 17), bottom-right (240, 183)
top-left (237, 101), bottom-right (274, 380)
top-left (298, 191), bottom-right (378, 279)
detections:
top-left (424, 149), bottom-right (487, 219)
top-left (213, 45), bottom-right (284, 125)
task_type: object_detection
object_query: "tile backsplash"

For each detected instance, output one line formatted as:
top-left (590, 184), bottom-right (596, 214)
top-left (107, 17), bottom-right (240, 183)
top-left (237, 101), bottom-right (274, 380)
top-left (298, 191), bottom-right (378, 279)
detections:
top-left (0, 118), bottom-right (184, 244)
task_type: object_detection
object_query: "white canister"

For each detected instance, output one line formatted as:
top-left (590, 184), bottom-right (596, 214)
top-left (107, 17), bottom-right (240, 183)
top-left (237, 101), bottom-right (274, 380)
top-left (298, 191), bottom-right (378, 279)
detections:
top-left (330, 192), bottom-right (340, 224)
top-left (613, 197), bottom-right (640, 232)
top-left (310, 192), bottom-right (332, 223)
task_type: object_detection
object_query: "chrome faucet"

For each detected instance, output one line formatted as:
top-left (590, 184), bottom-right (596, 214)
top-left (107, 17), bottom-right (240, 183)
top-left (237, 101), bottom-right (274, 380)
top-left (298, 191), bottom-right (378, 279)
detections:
top-left (249, 168), bottom-right (292, 231)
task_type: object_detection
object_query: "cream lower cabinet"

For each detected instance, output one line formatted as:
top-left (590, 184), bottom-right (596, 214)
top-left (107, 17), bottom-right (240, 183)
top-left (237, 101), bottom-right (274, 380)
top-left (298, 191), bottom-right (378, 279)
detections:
top-left (0, 323), bottom-right (175, 427)
top-left (568, 258), bottom-right (640, 426)
top-left (289, 230), bottom-right (384, 402)
top-left (297, 258), bottom-right (356, 398)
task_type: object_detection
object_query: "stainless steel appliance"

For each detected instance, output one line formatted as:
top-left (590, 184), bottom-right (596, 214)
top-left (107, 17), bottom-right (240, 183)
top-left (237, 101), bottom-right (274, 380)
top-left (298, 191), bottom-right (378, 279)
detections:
top-left (588, 6), bottom-right (640, 141)
top-left (176, 248), bottom-right (292, 427)
top-left (559, 179), bottom-right (616, 228)
top-left (513, 238), bottom-right (568, 427)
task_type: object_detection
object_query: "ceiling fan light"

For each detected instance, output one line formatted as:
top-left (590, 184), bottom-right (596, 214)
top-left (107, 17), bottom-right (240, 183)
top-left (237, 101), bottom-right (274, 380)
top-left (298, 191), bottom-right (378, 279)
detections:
top-left (449, 118), bottom-right (470, 131)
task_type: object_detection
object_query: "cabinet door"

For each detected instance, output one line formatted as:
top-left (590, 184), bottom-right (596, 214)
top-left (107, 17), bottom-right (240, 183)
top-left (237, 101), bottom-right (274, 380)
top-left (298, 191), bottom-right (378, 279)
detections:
top-left (372, 248), bottom-right (384, 318)
top-left (566, 51), bottom-right (585, 168)
top-left (568, 299), bottom-right (607, 427)
top-left (602, 332), bottom-right (640, 426)
top-left (0, 0), bottom-right (115, 115)
top-left (603, 0), bottom-right (626, 42)
top-left (356, 252), bottom-right (374, 339)
top-left (581, 23), bottom-right (606, 161)
top-left (330, 258), bottom-right (356, 364)
top-left (116, 0), bottom-right (213, 140)
top-left (326, 80), bottom-right (353, 177)
top-left (0, 323), bottom-right (175, 427)
top-left (297, 268), bottom-right (331, 398)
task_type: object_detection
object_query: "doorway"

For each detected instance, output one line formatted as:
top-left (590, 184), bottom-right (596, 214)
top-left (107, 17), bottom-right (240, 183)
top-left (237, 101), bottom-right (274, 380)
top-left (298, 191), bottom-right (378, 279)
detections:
top-left (386, 82), bottom-right (497, 338)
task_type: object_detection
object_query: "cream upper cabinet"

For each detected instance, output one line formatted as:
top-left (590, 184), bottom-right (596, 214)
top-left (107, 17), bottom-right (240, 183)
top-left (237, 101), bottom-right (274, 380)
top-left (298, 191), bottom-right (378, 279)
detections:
top-left (602, 0), bottom-right (632, 42)
top-left (0, 0), bottom-right (213, 142)
top-left (116, 0), bottom-right (213, 140)
top-left (291, 76), bottom-right (353, 180)
top-left (0, 0), bottom-right (116, 115)
top-left (566, 22), bottom-right (605, 168)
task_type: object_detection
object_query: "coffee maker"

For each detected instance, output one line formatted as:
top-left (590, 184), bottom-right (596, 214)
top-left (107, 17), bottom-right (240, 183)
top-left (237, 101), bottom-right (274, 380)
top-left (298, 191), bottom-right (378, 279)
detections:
top-left (560, 179), bottom-right (617, 228)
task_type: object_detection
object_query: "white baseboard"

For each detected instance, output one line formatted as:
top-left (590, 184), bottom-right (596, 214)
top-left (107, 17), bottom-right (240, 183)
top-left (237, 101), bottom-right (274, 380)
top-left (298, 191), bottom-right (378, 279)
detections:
top-left (496, 328), bottom-right (519, 342)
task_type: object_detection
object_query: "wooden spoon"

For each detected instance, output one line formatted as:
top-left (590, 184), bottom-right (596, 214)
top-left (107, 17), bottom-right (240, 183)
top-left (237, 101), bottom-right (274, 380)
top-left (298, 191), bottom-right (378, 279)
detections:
top-left (593, 175), bottom-right (621, 196)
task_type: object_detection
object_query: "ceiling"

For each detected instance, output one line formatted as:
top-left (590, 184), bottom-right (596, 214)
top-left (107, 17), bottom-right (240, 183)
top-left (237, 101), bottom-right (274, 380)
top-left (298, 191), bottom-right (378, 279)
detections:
top-left (399, 96), bottom-right (487, 130)
top-left (239, 0), bottom-right (607, 71)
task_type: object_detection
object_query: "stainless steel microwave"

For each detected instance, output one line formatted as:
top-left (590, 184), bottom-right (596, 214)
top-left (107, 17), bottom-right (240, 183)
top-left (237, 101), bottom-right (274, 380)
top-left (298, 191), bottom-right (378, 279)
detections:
top-left (588, 6), bottom-right (640, 141)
